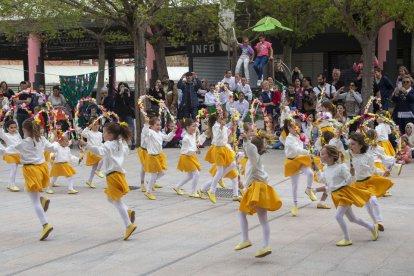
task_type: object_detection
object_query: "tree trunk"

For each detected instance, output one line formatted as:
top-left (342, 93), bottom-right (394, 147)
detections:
top-left (411, 33), bottom-right (414, 72)
top-left (151, 37), bottom-right (168, 82)
top-left (132, 27), bottom-right (147, 147)
top-left (283, 44), bottom-right (292, 70)
top-left (96, 38), bottom-right (106, 102)
top-left (360, 39), bottom-right (376, 108)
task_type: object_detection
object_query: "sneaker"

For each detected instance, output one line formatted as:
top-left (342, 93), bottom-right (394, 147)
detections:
top-left (218, 179), bottom-right (226, 188)
top-left (234, 240), bottom-right (252, 251)
top-left (336, 239), bottom-right (352, 246)
top-left (291, 206), bottom-right (298, 217)
top-left (305, 189), bottom-right (317, 201)
top-left (371, 224), bottom-right (379, 241)
top-left (40, 196), bottom-right (50, 212)
top-left (40, 223), bottom-right (53, 241)
top-left (317, 203), bottom-right (331, 209)
top-left (123, 223), bottom-right (137, 240)
top-left (128, 209), bottom-right (135, 223)
top-left (207, 190), bottom-right (216, 204)
top-left (255, 246), bottom-right (272, 258)
top-left (198, 189), bottom-right (207, 200)
top-left (144, 192), bottom-right (156, 200)
top-left (232, 195), bottom-right (241, 202)
top-left (7, 185), bottom-right (20, 192)
top-left (46, 189), bottom-right (54, 194)
top-left (189, 193), bottom-right (200, 198)
top-left (86, 181), bottom-right (96, 189)
top-left (172, 187), bottom-right (184, 195)
top-left (95, 170), bottom-right (104, 178)
top-left (68, 189), bottom-right (79, 195)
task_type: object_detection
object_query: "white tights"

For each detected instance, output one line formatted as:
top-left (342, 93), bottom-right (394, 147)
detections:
top-left (176, 170), bottom-right (200, 193)
top-left (28, 192), bottom-right (48, 225)
top-left (239, 208), bottom-right (270, 248)
top-left (290, 166), bottom-right (314, 205)
top-left (336, 205), bottom-right (373, 240)
top-left (107, 198), bottom-right (131, 229)
top-left (146, 172), bottom-right (165, 194)
top-left (88, 160), bottom-right (103, 182)
top-left (365, 196), bottom-right (383, 223)
top-left (9, 163), bottom-right (18, 187)
top-left (49, 176), bottom-right (75, 190)
top-left (203, 162), bottom-right (236, 194)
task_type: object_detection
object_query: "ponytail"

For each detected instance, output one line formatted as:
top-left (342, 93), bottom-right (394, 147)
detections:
top-left (22, 118), bottom-right (41, 142)
top-left (105, 122), bottom-right (132, 142)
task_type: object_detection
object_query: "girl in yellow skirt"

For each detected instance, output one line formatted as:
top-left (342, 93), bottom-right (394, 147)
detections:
top-left (173, 118), bottom-right (201, 198)
top-left (349, 133), bottom-right (394, 232)
top-left (375, 112), bottom-right (395, 156)
top-left (0, 119), bottom-right (59, 240)
top-left (143, 117), bottom-right (176, 200)
top-left (284, 118), bottom-right (317, 216)
top-left (45, 134), bottom-right (79, 194)
top-left (314, 145), bottom-right (379, 246)
top-left (82, 119), bottom-right (104, 189)
top-left (137, 119), bottom-right (149, 192)
top-left (235, 126), bottom-right (282, 258)
top-left (200, 113), bottom-right (236, 204)
top-left (0, 120), bottom-right (22, 192)
top-left (80, 122), bottom-right (137, 240)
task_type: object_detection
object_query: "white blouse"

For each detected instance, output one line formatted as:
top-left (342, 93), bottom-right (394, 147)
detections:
top-left (81, 128), bottom-right (103, 146)
top-left (86, 139), bottom-right (129, 174)
top-left (317, 163), bottom-right (353, 192)
top-left (244, 140), bottom-right (268, 187)
top-left (317, 111), bottom-right (333, 128)
top-left (0, 128), bottom-right (22, 154)
top-left (54, 144), bottom-right (78, 163)
top-left (204, 92), bottom-right (217, 106)
top-left (180, 132), bottom-right (198, 155)
top-left (284, 133), bottom-right (308, 159)
top-left (375, 123), bottom-right (391, 142)
top-left (140, 124), bottom-right (149, 148)
top-left (368, 145), bottom-right (395, 165)
top-left (211, 122), bottom-right (229, 147)
top-left (351, 152), bottom-right (383, 181)
top-left (146, 129), bottom-right (175, 155)
top-left (280, 106), bottom-right (290, 127)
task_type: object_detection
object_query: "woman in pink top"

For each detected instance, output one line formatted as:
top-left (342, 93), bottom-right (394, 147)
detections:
top-left (253, 35), bottom-right (273, 86)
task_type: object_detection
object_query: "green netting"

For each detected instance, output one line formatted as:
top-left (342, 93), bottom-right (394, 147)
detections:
top-left (59, 72), bottom-right (97, 109)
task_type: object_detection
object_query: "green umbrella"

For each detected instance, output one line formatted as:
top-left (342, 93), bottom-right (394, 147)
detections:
top-left (250, 16), bottom-right (293, 32)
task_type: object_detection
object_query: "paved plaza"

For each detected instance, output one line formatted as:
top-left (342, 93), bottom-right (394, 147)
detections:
top-left (0, 148), bottom-right (413, 276)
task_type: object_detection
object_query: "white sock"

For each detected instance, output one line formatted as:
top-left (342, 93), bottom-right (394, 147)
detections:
top-left (146, 173), bottom-right (158, 194)
top-left (9, 163), bottom-right (18, 187)
top-left (89, 164), bottom-right (98, 182)
top-left (239, 211), bottom-right (249, 242)
top-left (291, 172), bottom-right (299, 206)
top-left (67, 176), bottom-right (74, 190)
top-left (48, 176), bottom-right (58, 190)
top-left (257, 208), bottom-right (270, 248)
top-left (301, 166), bottom-right (314, 189)
top-left (231, 177), bottom-right (239, 196)
top-left (108, 198), bottom-right (131, 228)
top-left (210, 166), bottom-right (224, 194)
top-left (369, 196), bottom-right (383, 222)
top-left (190, 171), bottom-right (200, 194)
top-left (28, 192), bottom-right (48, 225)
top-left (336, 206), bottom-right (351, 240)
top-left (176, 172), bottom-right (193, 189)
top-left (345, 206), bottom-right (373, 231)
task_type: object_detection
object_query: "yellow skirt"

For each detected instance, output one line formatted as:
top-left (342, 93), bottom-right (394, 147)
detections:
top-left (209, 164), bottom-right (238, 179)
top-left (44, 151), bottom-right (52, 163)
top-left (321, 126), bottom-right (335, 134)
top-left (23, 163), bottom-right (50, 192)
top-left (239, 181), bottom-right (283, 215)
top-left (106, 172), bottom-right (130, 201)
top-left (3, 154), bottom-right (20, 164)
top-left (137, 147), bottom-right (148, 165)
top-left (312, 156), bottom-right (324, 182)
top-left (351, 175), bottom-right (394, 198)
top-left (177, 154), bottom-right (201, 172)
top-left (240, 157), bottom-right (248, 176)
top-left (378, 141), bottom-right (395, 156)
top-left (204, 145), bottom-right (216, 164)
top-left (144, 153), bottom-right (167, 173)
top-left (331, 185), bottom-right (371, 208)
top-left (374, 162), bottom-right (387, 172)
top-left (86, 151), bottom-right (102, 166)
top-left (213, 146), bottom-right (235, 167)
top-left (50, 163), bottom-right (76, 177)
top-left (281, 130), bottom-right (287, 140)
top-left (284, 155), bottom-right (311, 177)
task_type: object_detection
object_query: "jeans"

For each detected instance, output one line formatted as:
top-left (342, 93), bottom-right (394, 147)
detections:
top-left (182, 106), bottom-right (197, 120)
top-left (253, 55), bottom-right (269, 80)
top-left (235, 56), bottom-right (250, 80)
top-left (271, 141), bottom-right (284, 149)
top-left (119, 115), bottom-right (135, 145)
top-left (16, 112), bottom-right (30, 138)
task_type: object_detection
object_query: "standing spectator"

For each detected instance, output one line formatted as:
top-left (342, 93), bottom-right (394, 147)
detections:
top-left (100, 87), bottom-right (114, 111)
top-left (391, 76), bottom-right (414, 133)
top-left (235, 37), bottom-right (254, 82)
top-left (0, 81), bottom-right (15, 99)
top-left (331, 68), bottom-right (345, 95)
top-left (374, 68), bottom-right (394, 111)
top-left (161, 75), bottom-right (178, 115)
top-left (313, 73), bottom-right (337, 100)
top-left (114, 82), bottom-right (135, 148)
top-left (221, 70), bottom-right (237, 91)
top-left (259, 80), bottom-right (275, 117)
top-left (396, 65), bottom-right (410, 89)
top-left (13, 81), bottom-right (32, 137)
top-left (237, 77), bottom-right (253, 101)
top-left (293, 78), bottom-right (304, 111)
top-left (334, 82), bottom-right (362, 133)
top-left (177, 72), bottom-right (201, 120)
top-left (253, 35), bottom-right (273, 86)
top-left (291, 67), bottom-right (303, 84)
top-left (274, 62), bottom-right (288, 86)
top-left (148, 79), bottom-right (165, 113)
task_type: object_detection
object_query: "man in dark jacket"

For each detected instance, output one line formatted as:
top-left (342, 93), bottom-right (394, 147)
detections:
top-left (177, 72), bottom-right (201, 119)
top-left (374, 68), bottom-right (394, 111)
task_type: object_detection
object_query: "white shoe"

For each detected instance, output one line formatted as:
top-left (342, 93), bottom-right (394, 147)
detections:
top-left (257, 80), bottom-right (262, 87)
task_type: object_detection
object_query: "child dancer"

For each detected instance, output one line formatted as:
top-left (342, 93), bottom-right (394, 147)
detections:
top-left (82, 118), bottom-right (104, 189)
top-left (315, 145), bottom-right (378, 246)
top-left (0, 119), bottom-right (58, 240)
top-left (375, 113), bottom-right (395, 156)
top-left (138, 118), bottom-right (149, 192)
top-left (284, 118), bottom-right (316, 216)
top-left (0, 120), bottom-right (22, 192)
top-left (349, 133), bottom-right (393, 232)
top-left (174, 119), bottom-right (201, 198)
top-left (46, 134), bottom-right (79, 194)
top-left (235, 125), bottom-right (282, 257)
top-left (80, 122), bottom-right (137, 240)
top-left (143, 117), bottom-right (176, 200)
top-left (201, 113), bottom-right (236, 203)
